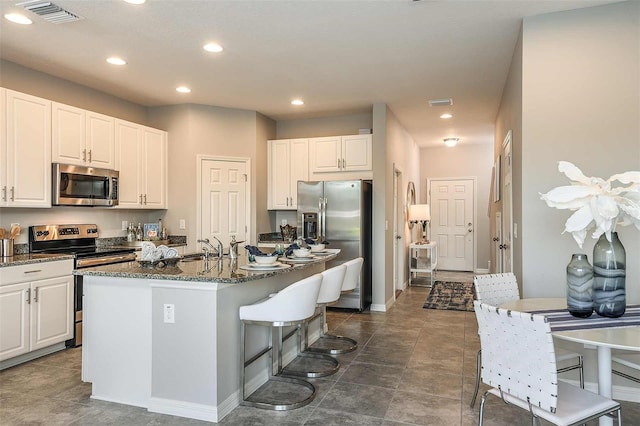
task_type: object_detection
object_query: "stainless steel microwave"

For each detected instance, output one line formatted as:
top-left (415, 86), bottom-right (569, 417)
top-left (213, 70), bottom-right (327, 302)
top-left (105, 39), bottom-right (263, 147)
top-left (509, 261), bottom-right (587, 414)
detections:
top-left (52, 163), bottom-right (119, 207)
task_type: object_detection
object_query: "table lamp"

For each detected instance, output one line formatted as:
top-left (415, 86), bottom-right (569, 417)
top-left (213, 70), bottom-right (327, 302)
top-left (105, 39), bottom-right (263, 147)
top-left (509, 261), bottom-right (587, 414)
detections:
top-left (408, 204), bottom-right (431, 243)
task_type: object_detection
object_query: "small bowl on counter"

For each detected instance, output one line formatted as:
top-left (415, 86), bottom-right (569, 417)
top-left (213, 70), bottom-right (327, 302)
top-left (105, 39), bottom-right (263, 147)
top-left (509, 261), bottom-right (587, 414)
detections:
top-left (309, 244), bottom-right (325, 252)
top-left (253, 255), bottom-right (278, 265)
top-left (292, 248), bottom-right (312, 258)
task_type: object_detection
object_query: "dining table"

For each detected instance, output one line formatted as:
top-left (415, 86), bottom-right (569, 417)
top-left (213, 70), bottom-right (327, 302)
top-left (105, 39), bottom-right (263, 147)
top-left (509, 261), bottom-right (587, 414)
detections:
top-left (499, 298), bottom-right (640, 426)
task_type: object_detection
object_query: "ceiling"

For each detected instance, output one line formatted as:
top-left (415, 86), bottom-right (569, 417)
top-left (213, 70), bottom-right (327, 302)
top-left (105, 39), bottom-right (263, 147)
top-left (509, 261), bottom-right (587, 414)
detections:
top-left (0, 0), bottom-right (616, 147)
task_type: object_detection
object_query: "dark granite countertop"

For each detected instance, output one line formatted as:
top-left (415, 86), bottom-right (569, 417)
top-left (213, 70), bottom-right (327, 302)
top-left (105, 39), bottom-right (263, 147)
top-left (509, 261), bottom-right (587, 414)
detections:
top-left (0, 253), bottom-right (75, 267)
top-left (74, 251), bottom-right (338, 284)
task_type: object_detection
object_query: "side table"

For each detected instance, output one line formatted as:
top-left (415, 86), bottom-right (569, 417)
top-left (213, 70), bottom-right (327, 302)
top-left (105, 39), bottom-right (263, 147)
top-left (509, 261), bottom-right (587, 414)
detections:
top-left (409, 241), bottom-right (437, 286)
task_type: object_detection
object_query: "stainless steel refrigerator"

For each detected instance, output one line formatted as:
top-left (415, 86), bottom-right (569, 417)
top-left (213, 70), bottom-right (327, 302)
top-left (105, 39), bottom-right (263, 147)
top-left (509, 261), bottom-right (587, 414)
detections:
top-left (297, 180), bottom-right (372, 311)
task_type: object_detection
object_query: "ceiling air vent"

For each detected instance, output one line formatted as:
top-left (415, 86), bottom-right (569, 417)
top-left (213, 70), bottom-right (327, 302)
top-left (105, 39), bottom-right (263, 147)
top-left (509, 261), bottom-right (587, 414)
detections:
top-left (18, 1), bottom-right (83, 24)
top-left (428, 98), bottom-right (453, 107)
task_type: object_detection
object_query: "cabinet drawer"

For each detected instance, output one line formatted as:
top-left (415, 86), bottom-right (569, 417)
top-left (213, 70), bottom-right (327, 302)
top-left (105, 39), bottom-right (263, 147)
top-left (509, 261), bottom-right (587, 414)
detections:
top-left (0, 259), bottom-right (74, 286)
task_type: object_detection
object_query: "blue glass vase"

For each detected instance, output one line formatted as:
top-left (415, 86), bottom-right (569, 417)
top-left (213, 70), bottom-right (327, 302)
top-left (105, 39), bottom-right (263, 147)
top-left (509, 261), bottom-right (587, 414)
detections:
top-left (593, 232), bottom-right (626, 318)
top-left (566, 253), bottom-right (593, 318)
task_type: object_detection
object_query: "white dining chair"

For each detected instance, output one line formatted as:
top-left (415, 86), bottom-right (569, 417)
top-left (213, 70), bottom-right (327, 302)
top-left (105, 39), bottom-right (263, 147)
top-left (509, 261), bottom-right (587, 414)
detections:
top-left (470, 273), bottom-right (584, 408)
top-left (612, 352), bottom-right (640, 383)
top-left (474, 301), bottom-right (621, 426)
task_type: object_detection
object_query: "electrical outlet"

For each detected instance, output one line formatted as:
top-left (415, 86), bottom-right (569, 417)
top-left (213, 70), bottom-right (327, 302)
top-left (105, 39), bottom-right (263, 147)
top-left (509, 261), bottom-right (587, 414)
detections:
top-left (121, 220), bottom-right (128, 231)
top-left (179, 219), bottom-right (186, 230)
top-left (281, 219), bottom-right (287, 226)
top-left (163, 304), bottom-right (175, 323)
top-left (10, 223), bottom-right (20, 235)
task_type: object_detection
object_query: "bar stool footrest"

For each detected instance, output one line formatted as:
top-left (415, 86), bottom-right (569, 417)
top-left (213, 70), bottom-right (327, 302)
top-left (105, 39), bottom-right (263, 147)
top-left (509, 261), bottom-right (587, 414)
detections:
top-left (307, 334), bottom-right (357, 355)
top-left (241, 375), bottom-right (316, 411)
top-left (281, 352), bottom-right (340, 378)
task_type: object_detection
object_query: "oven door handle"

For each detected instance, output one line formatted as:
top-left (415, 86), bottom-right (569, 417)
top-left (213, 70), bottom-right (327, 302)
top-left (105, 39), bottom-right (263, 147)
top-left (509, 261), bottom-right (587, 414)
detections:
top-left (76, 253), bottom-right (137, 268)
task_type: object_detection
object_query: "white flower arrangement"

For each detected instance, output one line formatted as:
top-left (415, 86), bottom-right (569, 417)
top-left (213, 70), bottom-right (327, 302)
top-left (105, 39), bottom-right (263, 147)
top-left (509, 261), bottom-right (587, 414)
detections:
top-left (540, 161), bottom-right (640, 248)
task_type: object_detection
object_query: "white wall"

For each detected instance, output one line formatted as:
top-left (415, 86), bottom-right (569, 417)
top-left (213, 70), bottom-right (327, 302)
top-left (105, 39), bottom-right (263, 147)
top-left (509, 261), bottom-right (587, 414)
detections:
top-left (420, 144), bottom-right (493, 271)
top-left (519, 2), bottom-right (640, 302)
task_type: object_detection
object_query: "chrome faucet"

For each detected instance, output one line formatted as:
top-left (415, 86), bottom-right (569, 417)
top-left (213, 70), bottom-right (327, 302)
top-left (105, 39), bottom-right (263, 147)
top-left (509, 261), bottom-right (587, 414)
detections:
top-left (197, 237), bottom-right (224, 260)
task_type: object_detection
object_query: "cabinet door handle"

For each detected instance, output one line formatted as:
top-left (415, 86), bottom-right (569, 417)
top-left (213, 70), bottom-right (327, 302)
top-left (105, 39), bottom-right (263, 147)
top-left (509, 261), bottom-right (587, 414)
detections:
top-left (337, 158), bottom-right (341, 168)
top-left (88, 149), bottom-right (92, 162)
top-left (342, 158), bottom-right (345, 168)
top-left (33, 287), bottom-right (38, 303)
top-left (23, 270), bottom-right (42, 274)
top-left (10, 186), bottom-right (14, 202)
top-left (143, 194), bottom-right (147, 205)
top-left (139, 194), bottom-right (143, 205)
top-left (83, 149), bottom-right (87, 162)
top-left (26, 288), bottom-right (31, 304)
top-left (1, 186), bottom-right (6, 201)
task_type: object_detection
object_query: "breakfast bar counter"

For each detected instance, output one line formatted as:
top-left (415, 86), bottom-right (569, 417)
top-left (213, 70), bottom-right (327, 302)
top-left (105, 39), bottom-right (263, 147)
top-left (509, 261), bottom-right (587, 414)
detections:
top-left (77, 252), bottom-right (336, 423)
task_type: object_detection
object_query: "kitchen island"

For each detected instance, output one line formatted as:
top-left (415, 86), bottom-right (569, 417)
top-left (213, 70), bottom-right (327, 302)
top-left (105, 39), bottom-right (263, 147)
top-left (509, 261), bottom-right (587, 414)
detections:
top-left (76, 253), bottom-right (336, 423)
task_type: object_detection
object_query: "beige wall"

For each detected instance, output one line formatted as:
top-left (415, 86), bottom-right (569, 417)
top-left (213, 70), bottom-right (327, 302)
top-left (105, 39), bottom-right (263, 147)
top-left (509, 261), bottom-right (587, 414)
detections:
top-left (493, 26), bottom-right (523, 287)
top-left (516, 2), bottom-right (640, 302)
top-left (276, 112), bottom-right (372, 139)
top-left (420, 144), bottom-right (493, 271)
top-left (147, 104), bottom-right (273, 253)
top-left (0, 59), bottom-right (147, 124)
top-left (0, 59), bottom-right (157, 243)
top-left (384, 107), bottom-right (422, 305)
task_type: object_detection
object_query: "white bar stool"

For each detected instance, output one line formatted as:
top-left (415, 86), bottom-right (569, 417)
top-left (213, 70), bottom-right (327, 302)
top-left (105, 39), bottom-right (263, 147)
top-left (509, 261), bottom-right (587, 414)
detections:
top-left (307, 257), bottom-right (363, 355)
top-left (283, 264), bottom-right (346, 378)
top-left (239, 274), bottom-right (322, 410)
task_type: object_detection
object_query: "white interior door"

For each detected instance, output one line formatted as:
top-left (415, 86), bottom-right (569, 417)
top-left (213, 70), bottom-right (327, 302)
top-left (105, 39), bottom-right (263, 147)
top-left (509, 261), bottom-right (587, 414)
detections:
top-left (501, 132), bottom-right (513, 273)
top-left (429, 178), bottom-right (475, 271)
top-left (199, 157), bottom-right (249, 247)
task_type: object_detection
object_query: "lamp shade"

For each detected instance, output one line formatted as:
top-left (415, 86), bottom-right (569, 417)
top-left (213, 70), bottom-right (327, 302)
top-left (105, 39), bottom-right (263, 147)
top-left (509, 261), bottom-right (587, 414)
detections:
top-left (408, 204), bottom-right (430, 221)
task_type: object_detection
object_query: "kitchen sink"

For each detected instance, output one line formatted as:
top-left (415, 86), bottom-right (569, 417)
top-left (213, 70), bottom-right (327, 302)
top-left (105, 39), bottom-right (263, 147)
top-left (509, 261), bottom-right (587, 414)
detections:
top-left (181, 253), bottom-right (204, 262)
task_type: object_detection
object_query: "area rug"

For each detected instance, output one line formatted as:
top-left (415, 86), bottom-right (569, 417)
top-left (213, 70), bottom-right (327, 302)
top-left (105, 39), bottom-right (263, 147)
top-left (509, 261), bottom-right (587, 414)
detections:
top-left (423, 281), bottom-right (475, 312)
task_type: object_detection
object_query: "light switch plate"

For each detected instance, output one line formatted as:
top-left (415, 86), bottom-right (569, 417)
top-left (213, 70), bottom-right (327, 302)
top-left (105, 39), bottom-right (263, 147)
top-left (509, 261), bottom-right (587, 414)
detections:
top-left (163, 304), bottom-right (175, 323)
top-left (121, 220), bottom-right (128, 231)
top-left (179, 219), bottom-right (186, 230)
top-left (281, 219), bottom-right (287, 226)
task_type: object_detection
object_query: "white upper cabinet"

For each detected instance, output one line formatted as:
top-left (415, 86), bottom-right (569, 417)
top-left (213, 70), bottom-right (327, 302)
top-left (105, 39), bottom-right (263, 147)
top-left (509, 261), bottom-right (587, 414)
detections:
top-left (1, 89), bottom-right (52, 208)
top-left (115, 119), bottom-right (167, 209)
top-left (268, 138), bottom-right (308, 210)
top-left (309, 134), bottom-right (372, 174)
top-left (52, 102), bottom-right (115, 169)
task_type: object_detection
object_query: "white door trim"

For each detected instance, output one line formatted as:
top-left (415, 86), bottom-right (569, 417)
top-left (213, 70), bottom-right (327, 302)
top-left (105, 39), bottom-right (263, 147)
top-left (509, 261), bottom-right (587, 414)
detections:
top-left (501, 130), bottom-right (513, 273)
top-left (427, 176), bottom-right (478, 273)
top-left (196, 155), bottom-right (251, 251)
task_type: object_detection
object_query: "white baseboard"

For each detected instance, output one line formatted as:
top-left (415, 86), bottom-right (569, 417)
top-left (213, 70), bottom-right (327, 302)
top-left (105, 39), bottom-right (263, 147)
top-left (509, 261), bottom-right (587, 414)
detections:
top-left (371, 296), bottom-right (395, 312)
top-left (475, 268), bottom-right (489, 274)
top-left (148, 397), bottom-right (219, 423)
top-left (0, 343), bottom-right (66, 371)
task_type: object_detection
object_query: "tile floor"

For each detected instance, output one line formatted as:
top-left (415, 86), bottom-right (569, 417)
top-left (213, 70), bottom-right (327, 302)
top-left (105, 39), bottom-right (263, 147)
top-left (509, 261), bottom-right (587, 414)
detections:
top-left (1, 272), bottom-right (638, 425)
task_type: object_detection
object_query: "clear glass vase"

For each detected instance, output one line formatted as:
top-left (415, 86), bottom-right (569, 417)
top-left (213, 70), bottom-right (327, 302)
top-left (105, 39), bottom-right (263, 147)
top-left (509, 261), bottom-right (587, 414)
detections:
top-left (566, 253), bottom-right (593, 318)
top-left (593, 232), bottom-right (626, 318)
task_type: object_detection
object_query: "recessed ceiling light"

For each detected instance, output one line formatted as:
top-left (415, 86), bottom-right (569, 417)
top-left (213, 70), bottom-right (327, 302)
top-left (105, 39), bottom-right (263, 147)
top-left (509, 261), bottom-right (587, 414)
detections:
top-left (440, 113), bottom-right (453, 119)
top-left (123, 0), bottom-right (146, 4)
top-left (291, 99), bottom-right (304, 106)
top-left (106, 57), bottom-right (126, 66)
top-left (443, 138), bottom-right (459, 147)
top-left (4, 13), bottom-right (32, 25)
top-left (176, 86), bottom-right (191, 93)
top-left (203, 43), bottom-right (223, 53)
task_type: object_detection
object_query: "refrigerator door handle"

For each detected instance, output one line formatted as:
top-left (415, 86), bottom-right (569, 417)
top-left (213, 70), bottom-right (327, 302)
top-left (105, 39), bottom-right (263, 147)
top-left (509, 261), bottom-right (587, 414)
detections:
top-left (318, 197), bottom-right (324, 240)
top-left (322, 197), bottom-right (328, 241)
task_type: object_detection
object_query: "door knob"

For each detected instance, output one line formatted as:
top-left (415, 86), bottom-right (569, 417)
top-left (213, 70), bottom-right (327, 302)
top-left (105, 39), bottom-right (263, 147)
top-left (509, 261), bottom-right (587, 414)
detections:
top-left (395, 235), bottom-right (402, 240)
top-left (468, 228), bottom-right (473, 233)
top-left (493, 237), bottom-right (499, 242)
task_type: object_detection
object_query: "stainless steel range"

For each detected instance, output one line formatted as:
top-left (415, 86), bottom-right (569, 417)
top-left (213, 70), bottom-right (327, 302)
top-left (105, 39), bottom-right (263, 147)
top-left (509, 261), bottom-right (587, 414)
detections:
top-left (29, 224), bottom-right (136, 347)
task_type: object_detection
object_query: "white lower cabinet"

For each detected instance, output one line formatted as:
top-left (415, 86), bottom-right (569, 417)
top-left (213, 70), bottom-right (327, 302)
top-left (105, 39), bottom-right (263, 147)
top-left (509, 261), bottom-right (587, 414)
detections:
top-left (0, 260), bottom-right (74, 362)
